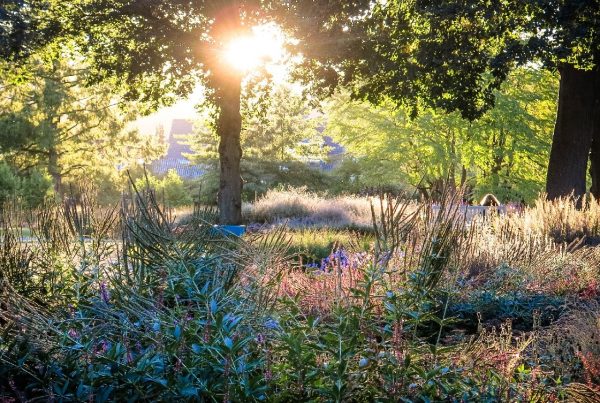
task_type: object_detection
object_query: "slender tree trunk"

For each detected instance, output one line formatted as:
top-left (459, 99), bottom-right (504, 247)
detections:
top-left (48, 147), bottom-right (61, 194)
top-left (459, 165), bottom-right (467, 187)
top-left (546, 64), bottom-right (597, 206)
top-left (588, 70), bottom-right (600, 199)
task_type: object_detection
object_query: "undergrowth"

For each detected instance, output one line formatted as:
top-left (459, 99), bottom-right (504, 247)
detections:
top-left (1, 187), bottom-right (599, 401)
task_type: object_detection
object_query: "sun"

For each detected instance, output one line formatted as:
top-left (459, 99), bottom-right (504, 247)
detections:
top-left (223, 24), bottom-right (285, 72)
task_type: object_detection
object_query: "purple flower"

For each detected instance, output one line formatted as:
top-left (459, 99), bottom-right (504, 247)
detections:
top-left (95, 340), bottom-right (109, 356)
top-left (100, 282), bottom-right (110, 303)
top-left (264, 318), bottom-right (280, 330)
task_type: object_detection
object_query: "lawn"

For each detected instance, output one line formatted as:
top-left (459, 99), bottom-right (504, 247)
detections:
top-left (0, 227), bottom-right (33, 239)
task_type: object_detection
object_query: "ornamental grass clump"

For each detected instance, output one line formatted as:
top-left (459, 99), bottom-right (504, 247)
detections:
top-left (243, 186), bottom-right (376, 230)
top-left (0, 186), bottom-right (287, 402)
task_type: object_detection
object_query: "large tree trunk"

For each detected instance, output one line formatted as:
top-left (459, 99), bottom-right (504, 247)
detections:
top-left (215, 77), bottom-right (243, 224)
top-left (588, 70), bottom-right (600, 199)
top-left (546, 64), bottom-right (597, 206)
top-left (210, 4), bottom-right (245, 225)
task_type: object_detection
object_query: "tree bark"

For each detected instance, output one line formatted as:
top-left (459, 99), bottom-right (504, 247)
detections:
top-left (215, 76), bottom-right (243, 224)
top-left (588, 70), bottom-right (600, 199)
top-left (209, 4), bottom-right (245, 225)
top-left (48, 147), bottom-right (61, 194)
top-left (546, 64), bottom-right (597, 206)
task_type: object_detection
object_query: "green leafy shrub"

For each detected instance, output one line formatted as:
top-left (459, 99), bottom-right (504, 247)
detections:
top-left (0, 187), bottom-right (283, 401)
top-left (19, 169), bottom-right (53, 208)
top-left (0, 162), bottom-right (52, 208)
top-left (135, 170), bottom-right (193, 207)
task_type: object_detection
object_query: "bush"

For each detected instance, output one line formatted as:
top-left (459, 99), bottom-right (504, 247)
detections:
top-left (20, 169), bottom-right (53, 208)
top-left (0, 187), bottom-right (283, 401)
top-left (243, 187), bottom-right (377, 230)
top-left (0, 162), bottom-right (52, 208)
top-left (0, 162), bottom-right (20, 206)
top-left (135, 169), bottom-right (193, 207)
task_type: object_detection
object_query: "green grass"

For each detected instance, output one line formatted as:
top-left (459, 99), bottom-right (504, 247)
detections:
top-left (285, 228), bottom-right (374, 264)
top-left (0, 227), bottom-right (33, 238)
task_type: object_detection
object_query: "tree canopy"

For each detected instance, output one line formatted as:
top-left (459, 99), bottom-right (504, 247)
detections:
top-left (326, 68), bottom-right (558, 202)
top-left (286, 0), bottom-right (600, 202)
top-left (0, 54), bottom-right (162, 199)
top-left (3, 0), bottom-right (599, 213)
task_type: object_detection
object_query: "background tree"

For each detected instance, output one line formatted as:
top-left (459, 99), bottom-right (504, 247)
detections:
top-left (469, 68), bottom-right (558, 201)
top-left (284, 0), bottom-right (600, 203)
top-left (326, 68), bottom-right (558, 202)
top-left (0, 56), bottom-right (162, 197)
top-left (0, 1), bottom-right (246, 223)
top-left (1, 0), bottom-right (380, 223)
top-left (189, 83), bottom-right (327, 202)
top-left (135, 169), bottom-right (193, 208)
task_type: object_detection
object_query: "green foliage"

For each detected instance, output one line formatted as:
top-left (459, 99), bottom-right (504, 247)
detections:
top-left (0, 161), bottom-right (51, 208)
top-left (242, 161), bottom-right (331, 200)
top-left (18, 168), bottom-right (52, 208)
top-left (191, 84), bottom-right (325, 163)
top-left (288, 0), bottom-right (598, 120)
top-left (468, 69), bottom-right (558, 202)
top-left (161, 170), bottom-right (194, 207)
top-left (195, 169), bottom-right (220, 205)
top-left (188, 84), bottom-right (330, 202)
top-left (0, 56), bottom-right (164, 198)
top-left (135, 170), bottom-right (193, 208)
top-left (0, 187), bottom-right (283, 401)
top-left (326, 68), bottom-right (558, 202)
top-left (0, 162), bottom-right (19, 205)
top-left (241, 85), bottom-right (324, 163)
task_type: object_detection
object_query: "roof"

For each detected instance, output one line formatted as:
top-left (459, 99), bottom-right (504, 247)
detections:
top-left (150, 119), bottom-right (204, 179)
top-left (150, 158), bottom-right (205, 179)
top-left (150, 119), bottom-right (347, 178)
top-left (165, 119), bottom-right (194, 159)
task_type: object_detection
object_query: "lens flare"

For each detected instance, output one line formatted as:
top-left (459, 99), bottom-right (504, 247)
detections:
top-left (222, 24), bottom-right (284, 72)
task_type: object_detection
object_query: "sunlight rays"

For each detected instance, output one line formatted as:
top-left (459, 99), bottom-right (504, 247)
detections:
top-left (222, 24), bottom-right (286, 73)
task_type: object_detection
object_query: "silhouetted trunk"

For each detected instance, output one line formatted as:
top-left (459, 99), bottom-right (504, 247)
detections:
top-left (588, 70), bottom-right (600, 199)
top-left (459, 165), bottom-right (467, 187)
top-left (48, 147), bottom-right (61, 194)
top-left (215, 77), bottom-right (243, 224)
top-left (210, 5), bottom-right (245, 225)
top-left (546, 65), bottom-right (597, 206)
